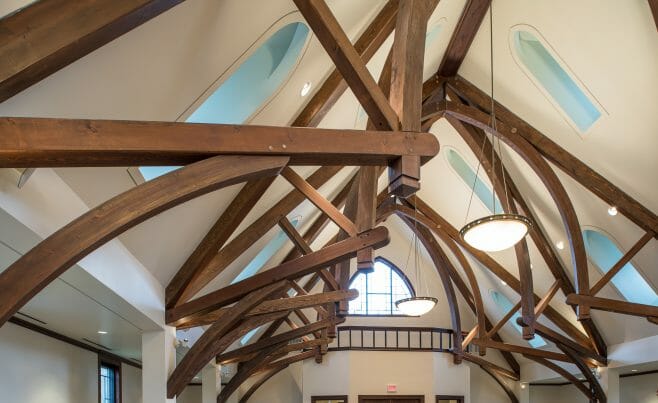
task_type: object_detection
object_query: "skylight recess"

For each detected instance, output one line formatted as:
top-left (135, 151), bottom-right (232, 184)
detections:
top-left (511, 27), bottom-right (601, 132)
top-left (490, 290), bottom-right (547, 348)
top-left (446, 148), bottom-right (501, 213)
top-left (138, 22), bottom-right (309, 181)
top-left (583, 230), bottom-right (657, 306)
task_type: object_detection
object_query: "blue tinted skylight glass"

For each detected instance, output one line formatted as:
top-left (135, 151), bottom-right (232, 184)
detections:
top-left (348, 260), bottom-right (413, 315)
top-left (240, 326), bottom-right (262, 346)
top-left (490, 290), bottom-right (547, 348)
top-left (140, 22), bottom-right (309, 181)
top-left (232, 218), bottom-right (300, 284)
top-left (513, 30), bottom-right (601, 132)
top-left (583, 230), bottom-right (657, 305)
top-left (425, 22), bottom-right (443, 49)
top-left (446, 149), bottom-right (501, 213)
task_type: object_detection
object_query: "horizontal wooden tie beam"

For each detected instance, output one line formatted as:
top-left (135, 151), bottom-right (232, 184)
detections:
top-left (0, 117), bottom-right (439, 167)
top-left (566, 294), bottom-right (658, 319)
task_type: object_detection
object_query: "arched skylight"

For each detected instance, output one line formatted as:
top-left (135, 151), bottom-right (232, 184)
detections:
top-left (490, 290), bottom-right (547, 348)
top-left (446, 148), bottom-right (501, 213)
top-left (348, 258), bottom-right (414, 315)
top-left (139, 22), bottom-right (309, 181)
top-left (511, 28), bottom-right (601, 132)
top-left (583, 230), bottom-right (657, 305)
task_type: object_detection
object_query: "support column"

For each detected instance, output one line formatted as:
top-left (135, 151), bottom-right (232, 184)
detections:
top-left (202, 364), bottom-right (221, 403)
top-left (599, 367), bottom-right (620, 403)
top-left (518, 382), bottom-right (530, 403)
top-left (142, 327), bottom-right (177, 402)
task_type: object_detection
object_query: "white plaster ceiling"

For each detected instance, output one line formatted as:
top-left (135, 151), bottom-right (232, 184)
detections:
top-left (0, 0), bottom-right (656, 368)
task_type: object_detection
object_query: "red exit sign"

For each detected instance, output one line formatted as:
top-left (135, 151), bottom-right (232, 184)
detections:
top-left (387, 384), bottom-right (397, 393)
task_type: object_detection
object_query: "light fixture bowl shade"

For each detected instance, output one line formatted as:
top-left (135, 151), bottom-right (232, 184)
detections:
top-left (459, 214), bottom-right (532, 252)
top-left (395, 297), bottom-right (437, 316)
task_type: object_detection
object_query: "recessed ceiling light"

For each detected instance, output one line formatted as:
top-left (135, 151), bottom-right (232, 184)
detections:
top-left (555, 241), bottom-right (565, 250)
top-left (608, 206), bottom-right (618, 216)
top-left (631, 369), bottom-right (638, 372)
top-left (520, 383), bottom-right (526, 389)
top-left (300, 81), bottom-right (312, 97)
top-left (501, 280), bottom-right (507, 286)
top-left (97, 330), bottom-right (108, 335)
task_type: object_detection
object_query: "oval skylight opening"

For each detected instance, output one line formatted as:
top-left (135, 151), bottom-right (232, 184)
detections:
top-left (445, 148), bottom-right (501, 214)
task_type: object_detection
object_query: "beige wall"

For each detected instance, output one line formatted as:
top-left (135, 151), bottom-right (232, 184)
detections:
top-left (0, 322), bottom-right (143, 403)
top-left (621, 372), bottom-right (658, 403)
top-left (178, 385), bottom-right (202, 403)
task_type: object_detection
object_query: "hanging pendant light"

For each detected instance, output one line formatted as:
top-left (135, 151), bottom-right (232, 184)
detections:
top-left (395, 201), bottom-right (437, 316)
top-left (458, 0), bottom-right (531, 252)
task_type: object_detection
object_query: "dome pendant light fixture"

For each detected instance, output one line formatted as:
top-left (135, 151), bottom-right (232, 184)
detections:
top-left (395, 202), bottom-right (437, 316)
top-left (458, 1), bottom-right (531, 252)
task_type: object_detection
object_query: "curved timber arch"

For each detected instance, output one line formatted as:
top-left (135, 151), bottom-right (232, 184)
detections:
top-left (0, 155), bottom-right (289, 327)
top-left (441, 101), bottom-right (591, 320)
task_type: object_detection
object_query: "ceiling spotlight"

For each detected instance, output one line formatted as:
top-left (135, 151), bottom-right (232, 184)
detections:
top-left (631, 369), bottom-right (638, 372)
top-left (608, 206), bottom-right (618, 216)
top-left (97, 330), bottom-right (108, 335)
top-left (501, 280), bottom-right (507, 286)
top-left (300, 81), bottom-right (312, 97)
top-left (521, 383), bottom-right (527, 389)
top-left (555, 241), bottom-right (565, 250)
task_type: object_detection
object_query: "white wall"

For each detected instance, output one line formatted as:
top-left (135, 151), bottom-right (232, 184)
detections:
top-left (469, 363), bottom-right (512, 403)
top-left (621, 373), bottom-right (658, 403)
top-left (0, 322), bottom-right (144, 403)
top-left (242, 364), bottom-right (302, 403)
top-left (178, 385), bottom-right (202, 403)
top-left (529, 384), bottom-right (588, 403)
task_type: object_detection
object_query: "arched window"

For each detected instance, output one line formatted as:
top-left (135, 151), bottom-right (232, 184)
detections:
top-left (490, 290), bottom-right (547, 348)
top-left (583, 230), bottom-right (657, 305)
top-left (138, 21), bottom-right (310, 181)
top-left (348, 258), bottom-right (414, 315)
top-left (510, 27), bottom-right (601, 133)
top-left (445, 148), bottom-right (501, 213)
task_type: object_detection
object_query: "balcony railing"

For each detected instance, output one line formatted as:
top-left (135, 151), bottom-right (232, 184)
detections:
top-left (328, 326), bottom-right (470, 353)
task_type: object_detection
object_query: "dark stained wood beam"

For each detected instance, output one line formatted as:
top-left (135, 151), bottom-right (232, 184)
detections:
top-left (216, 316), bottom-right (342, 364)
top-left (532, 322), bottom-right (607, 367)
top-left (441, 101), bottom-right (591, 320)
top-left (179, 165), bottom-right (342, 304)
top-left (387, 0), bottom-right (437, 196)
top-left (486, 301), bottom-right (521, 339)
top-left (237, 364), bottom-right (288, 403)
top-left (462, 353), bottom-right (519, 381)
top-left (437, 0), bottom-right (490, 76)
top-left (0, 0), bottom-right (184, 102)
top-left (533, 280), bottom-right (561, 320)
top-left (219, 338), bottom-right (329, 366)
top-left (167, 282), bottom-right (288, 398)
top-left (566, 294), bottom-right (658, 319)
top-left (590, 231), bottom-right (653, 296)
top-left (0, 155), bottom-right (288, 328)
top-left (292, 0), bottom-right (400, 131)
top-left (166, 227), bottom-right (389, 324)
top-left (0, 117), bottom-right (439, 168)
top-left (448, 75), bottom-right (658, 237)
top-left (556, 344), bottom-right (607, 403)
top-left (256, 349), bottom-right (316, 374)
top-left (394, 200), bottom-right (595, 353)
top-left (473, 339), bottom-right (570, 362)
top-left (292, 0), bottom-right (399, 127)
top-left (281, 167), bottom-right (357, 236)
top-left (171, 289), bottom-right (357, 329)
top-left (523, 355), bottom-right (593, 401)
top-left (649, 0), bottom-right (658, 30)
top-left (166, 177), bottom-right (275, 308)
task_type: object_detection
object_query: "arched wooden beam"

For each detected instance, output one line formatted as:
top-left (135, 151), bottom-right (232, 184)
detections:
top-left (557, 343), bottom-right (607, 403)
top-left (0, 155), bottom-right (289, 327)
top-left (478, 365), bottom-right (519, 403)
top-left (167, 282), bottom-right (289, 398)
top-left (391, 200), bottom-right (594, 351)
top-left (238, 364), bottom-right (288, 403)
top-left (446, 112), bottom-right (535, 339)
top-left (522, 355), bottom-right (594, 401)
top-left (398, 215), bottom-right (464, 362)
top-left (441, 101), bottom-right (591, 320)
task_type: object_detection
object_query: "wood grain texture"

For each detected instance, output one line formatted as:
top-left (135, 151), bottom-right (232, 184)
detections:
top-left (293, 0), bottom-right (399, 130)
top-left (566, 294), bottom-right (658, 319)
top-left (166, 227), bottom-right (389, 323)
top-left (437, 0), bottom-right (491, 76)
top-left (473, 339), bottom-right (570, 362)
top-left (0, 0), bottom-right (184, 102)
top-left (0, 155), bottom-right (288, 327)
top-left (292, 0), bottom-right (399, 127)
top-left (0, 117), bottom-right (438, 167)
top-left (532, 322), bottom-right (607, 367)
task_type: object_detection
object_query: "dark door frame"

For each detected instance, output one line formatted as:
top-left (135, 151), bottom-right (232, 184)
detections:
top-left (358, 395), bottom-right (425, 403)
top-left (312, 396), bottom-right (348, 403)
top-left (436, 396), bottom-right (464, 403)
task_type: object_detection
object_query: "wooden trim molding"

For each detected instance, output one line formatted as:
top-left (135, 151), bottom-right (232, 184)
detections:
top-left (312, 396), bottom-right (348, 403)
top-left (358, 396), bottom-right (425, 402)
